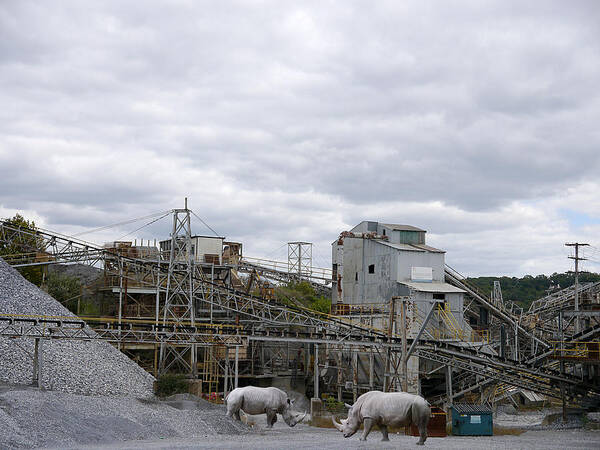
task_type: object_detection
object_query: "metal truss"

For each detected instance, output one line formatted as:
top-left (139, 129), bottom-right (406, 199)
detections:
top-left (3, 218), bottom-right (599, 401)
top-left (445, 265), bottom-right (549, 353)
top-left (415, 346), bottom-right (594, 402)
top-left (0, 219), bottom-right (373, 338)
top-left (159, 208), bottom-right (197, 375)
top-left (237, 258), bottom-right (331, 295)
top-left (288, 242), bottom-right (312, 277)
top-left (0, 315), bottom-right (242, 346)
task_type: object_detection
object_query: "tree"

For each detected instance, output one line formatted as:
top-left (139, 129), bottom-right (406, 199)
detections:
top-left (274, 281), bottom-right (331, 314)
top-left (47, 271), bottom-right (81, 311)
top-left (0, 213), bottom-right (45, 285)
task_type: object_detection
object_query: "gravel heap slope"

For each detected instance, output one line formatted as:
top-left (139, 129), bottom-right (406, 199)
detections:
top-left (0, 257), bottom-right (154, 397)
top-left (0, 386), bottom-right (248, 449)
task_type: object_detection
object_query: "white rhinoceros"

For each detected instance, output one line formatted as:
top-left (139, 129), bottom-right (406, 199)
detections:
top-left (225, 386), bottom-right (306, 428)
top-left (332, 391), bottom-right (431, 445)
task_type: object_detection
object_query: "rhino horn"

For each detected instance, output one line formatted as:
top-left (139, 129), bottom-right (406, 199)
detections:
top-left (332, 416), bottom-right (344, 432)
top-left (297, 412), bottom-right (307, 423)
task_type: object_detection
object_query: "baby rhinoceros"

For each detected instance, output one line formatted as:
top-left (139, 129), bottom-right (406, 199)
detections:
top-left (225, 386), bottom-right (306, 428)
top-left (332, 391), bottom-right (431, 445)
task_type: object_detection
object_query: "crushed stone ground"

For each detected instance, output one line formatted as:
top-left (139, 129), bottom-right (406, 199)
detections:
top-left (0, 384), bottom-right (249, 449)
top-left (44, 426), bottom-right (600, 450)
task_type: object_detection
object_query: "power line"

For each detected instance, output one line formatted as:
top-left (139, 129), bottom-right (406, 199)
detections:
top-left (116, 211), bottom-right (172, 241)
top-left (190, 210), bottom-right (220, 237)
top-left (72, 210), bottom-right (172, 237)
top-left (264, 243), bottom-right (288, 259)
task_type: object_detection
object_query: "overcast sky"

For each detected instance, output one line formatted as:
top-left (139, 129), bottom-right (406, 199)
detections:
top-left (1, 0), bottom-right (600, 277)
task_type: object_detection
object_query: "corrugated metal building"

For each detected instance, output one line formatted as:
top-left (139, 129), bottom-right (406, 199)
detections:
top-left (332, 221), bottom-right (465, 324)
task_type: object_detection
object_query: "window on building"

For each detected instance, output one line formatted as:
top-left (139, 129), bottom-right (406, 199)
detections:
top-left (383, 229), bottom-right (386, 236)
top-left (355, 272), bottom-right (358, 281)
top-left (368, 264), bottom-right (375, 274)
top-left (433, 293), bottom-right (445, 300)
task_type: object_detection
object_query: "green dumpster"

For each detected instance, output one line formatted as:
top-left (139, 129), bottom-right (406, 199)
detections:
top-left (451, 404), bottom-right (493, 436)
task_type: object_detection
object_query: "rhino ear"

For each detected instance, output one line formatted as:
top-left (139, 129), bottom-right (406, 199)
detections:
top-left (344, 403), bottom-right (353, 409)
top-left (287, 398), bottom-right (291, 405)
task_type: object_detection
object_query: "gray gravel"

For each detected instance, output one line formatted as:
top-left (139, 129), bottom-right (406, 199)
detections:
top-left (0, 384), bottom-right (249, 449)
top-left (0, 258), bottom-right (154, 397)
top-left (43, 426), bottom-right (600, 450)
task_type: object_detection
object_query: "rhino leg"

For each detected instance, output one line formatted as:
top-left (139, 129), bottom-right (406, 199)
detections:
top-left (266, 410), bottom-right (277, 428)
top-left (359, 417), bottom-right (374, 441)
top-left (416, 416), bottom-right (428, 445)
top-left (380, 424), bottom-right (389, 442)
top-left (416, 425), bottom-right (427, 445)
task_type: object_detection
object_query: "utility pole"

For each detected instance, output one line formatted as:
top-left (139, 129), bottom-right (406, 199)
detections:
top-left (565, 242), bottom-right (589, 334)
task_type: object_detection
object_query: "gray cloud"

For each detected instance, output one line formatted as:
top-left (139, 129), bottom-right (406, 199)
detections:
top-left (1, 0), bottom-right (599, 276)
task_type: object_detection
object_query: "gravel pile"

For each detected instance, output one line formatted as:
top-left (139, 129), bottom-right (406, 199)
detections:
top-left (0, 257), bottom-right (154, 397)
top-left (0, 385), bottom-right (248, 449)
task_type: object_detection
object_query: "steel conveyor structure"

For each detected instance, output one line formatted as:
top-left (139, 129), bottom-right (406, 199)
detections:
top-left (1, 217), bottom-right (599, 405)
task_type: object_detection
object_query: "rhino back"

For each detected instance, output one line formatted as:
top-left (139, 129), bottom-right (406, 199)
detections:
top-left (360, 392), bottom-right (420, 426)
top-left (239, 386), bottom-right (286, 414)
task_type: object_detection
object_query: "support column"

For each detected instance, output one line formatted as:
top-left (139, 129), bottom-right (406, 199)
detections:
top-left (118, 259), bottom-right (123, 350)
top-left (337, 348), bottom-right (343, 401)
top-left (400, 299), bottom-right (408, 392)
top-left (314, 343), bottom-right (319, 400)
top-left (559, 310), bottom-right (566, 422)
top-left (446, 365), bottom-right (453, 408)
top-left (514, 323), bottom-right (519, 361)
top-left (369, 348), bottom-right (374, 390)
top-left (191, 344), bottom-right (197, 378)
top-left (224, 347), bottom-right (229, 398)
top-left (304, 343), bottom-right (310, 376)
top-left (33, 338), bottom-right (42, 388)
top-left (384, 297), bottom-right (396, 392)
top-left (352, 349), bottom-right (358, 402)
top-left (234, 346), bottom-right (239, 389)
top-left (155, 262), bottom-right (161, 326)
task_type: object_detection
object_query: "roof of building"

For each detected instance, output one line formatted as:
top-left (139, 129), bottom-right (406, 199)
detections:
top-left (159, 235), bottom-right (225, 243)
top-left (408, 243), bottom-right (445, 253)
top-left (378, 241), bottom-right (426, 252)
top-left (381, 223), bottom-right (426, 232)
top-left (400, 281), bottom-right (466, 293)
top-left (452, 404), bottom-right (493, 414)
top-left (377, 241), bottom-right (445, 253)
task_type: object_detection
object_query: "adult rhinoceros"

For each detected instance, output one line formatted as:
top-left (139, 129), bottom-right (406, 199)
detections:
top-left (332, 391), bottom-right (431, 445)
top-left (225, 386), bottom-right (306, 428)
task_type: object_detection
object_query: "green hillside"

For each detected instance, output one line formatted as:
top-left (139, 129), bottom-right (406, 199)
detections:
top-left (465, 272), bottom-right (600, 310)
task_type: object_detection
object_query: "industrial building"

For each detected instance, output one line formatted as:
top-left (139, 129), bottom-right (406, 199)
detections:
top-left (332, 221), bottom-right (466, 326)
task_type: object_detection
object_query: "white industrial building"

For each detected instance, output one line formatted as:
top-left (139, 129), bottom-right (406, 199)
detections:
top-left (332, 221), bottom-right (466, 322)
top-left (331, 221), bottom-right (473, 394)
top-left (160, 235), bottom-right (224, 264)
